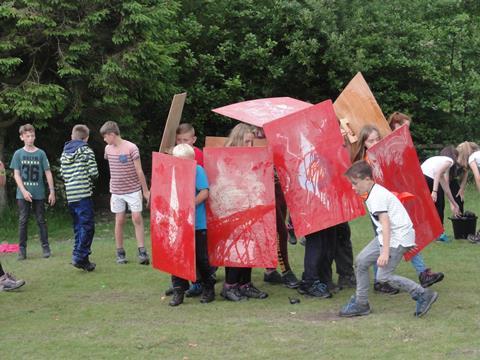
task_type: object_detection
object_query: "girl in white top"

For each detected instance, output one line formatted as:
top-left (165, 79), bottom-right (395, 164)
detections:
top-left (457, 142), bottom-right (480, 194)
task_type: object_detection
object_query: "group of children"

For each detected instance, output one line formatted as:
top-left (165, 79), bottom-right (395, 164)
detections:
top-left (2, 113), bottom-right (480, 319)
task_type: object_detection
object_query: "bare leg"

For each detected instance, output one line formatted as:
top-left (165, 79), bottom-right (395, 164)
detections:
top-left (115, 212), bottom-right (126, 249)
top-left (131, 211), bottom-right (145, 247)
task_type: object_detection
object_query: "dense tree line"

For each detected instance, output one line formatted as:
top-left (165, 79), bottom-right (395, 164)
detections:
top-left (1, 0), bottom-right (479, 208)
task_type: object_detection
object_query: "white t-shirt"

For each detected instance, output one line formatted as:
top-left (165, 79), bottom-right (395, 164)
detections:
top-left (421, 156), bottom-right (454, 179)
top-left (365, 184), bottom-right (416, 248)
top-left (468, 151), bottom-right (480, 169)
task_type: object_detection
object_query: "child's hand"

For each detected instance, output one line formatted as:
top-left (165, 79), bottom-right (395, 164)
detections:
top-left (143, 190), bottom-right (150, 207)
top-left (48, 192), bottom-right (56, 206)
top-left (377, 250), bottom-right (389, 267)
top-left (22, 190), bottom-right (33, 202)
top-left (431, 191), bottom-right (437, 202)
top-left (450, 202), bottom-right (461, 217)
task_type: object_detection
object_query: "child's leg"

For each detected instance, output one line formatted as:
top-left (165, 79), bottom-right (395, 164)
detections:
top-left (425, 175), bottom-right (445, 224)
top-left (275, 184), bottom-right (291, 273)
top-left (318, 226), bottom-right (337, 286)
top-left (334, 223), bottom-right (354, 279)
top-left (355, 239), bottom-right (381, 304)
top-left (0, 261), bottom-right (5, 277)
top-left (76, 198), bottom-right (95, 262)
top-left (410, 253), bottom-right (426, 276)
top-left (195, 230), bottom-right (214, 289)
top-left (32, 199), bottom-right (49, 248)
top-left (239, 268), bottom-right (252, 286)
top-left (131, 211), bottom-right (145, 248)
top-left (17, 199), bottom-right (30, 252)
top-left (114, 212), bottom-right (126, 249)
top-left (68, 201), bottom-right (81, 262)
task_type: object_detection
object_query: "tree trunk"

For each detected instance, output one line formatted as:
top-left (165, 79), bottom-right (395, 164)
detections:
top-left (0, 118), bottom-right (16, 214)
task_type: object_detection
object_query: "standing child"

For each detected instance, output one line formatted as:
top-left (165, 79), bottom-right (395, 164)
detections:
top-left (10, 124), bottom-right (55, 260)
top-left (175, 123), bottom-right (204, 166)
top-left (339, 161), bottom-right (438, 317)
top-left (168, 144), bottom-right (215, 306)
top-left (60, 125), bottom-right (99, 271)
top-left (100, 121), bottom-right (150, 264)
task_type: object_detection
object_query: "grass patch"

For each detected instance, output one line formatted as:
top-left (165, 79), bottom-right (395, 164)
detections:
top-left (1, 187), bottom-right (480, 359)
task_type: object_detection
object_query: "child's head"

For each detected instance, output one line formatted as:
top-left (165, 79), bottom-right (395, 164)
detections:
top-left (19, 124), bottom-right (35, 146)
top-left (456, 141), bottom-right (479, 168)
top-left (176, 123), bottom-right (197, 146)
top-left (439, 145), bottom-right (459, 162)
top-left (100, 121), bottom-right (120, 144)
top-left (172, 143), bottom-right (195, 160)
top-left (72, 124), bottom-right (90, 141)
top-left (388, 112), bottom-right (411, 130)
top-left (225, 123), bottom-right (255, 147)
top-left (344, 160), bottom-right (375, 195)
top-left (352, 125), bottom-right (381, 162)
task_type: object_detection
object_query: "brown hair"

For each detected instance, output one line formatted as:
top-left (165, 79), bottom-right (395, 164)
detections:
top-left (456, 141), bottom-right (480, 168)
top-left (439, 145), bottom-right (458, 162)
top-left (72, 124), bottom-right (90, 140)
top-left (19, 124), bottom-right (35, 135)
top-left (224, 123), bottom-right (255, 147)
top-left (351, 125), bottom-right (381, 162)
top-left (176, 123), bottom-right (195, 136)
top-left (388, 112), bottom-right (412, 130)
top-left (100, 121), bottom-right (120, 136)
top-left (345, 160), bottom-right (373, 179)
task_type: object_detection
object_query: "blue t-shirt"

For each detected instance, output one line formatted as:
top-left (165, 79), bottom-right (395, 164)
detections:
top-left (195, 165), bottom-right (209, 230)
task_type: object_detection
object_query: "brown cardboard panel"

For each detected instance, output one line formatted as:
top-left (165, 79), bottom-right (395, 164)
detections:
top-left (159, 92), bottom-right (187, 153)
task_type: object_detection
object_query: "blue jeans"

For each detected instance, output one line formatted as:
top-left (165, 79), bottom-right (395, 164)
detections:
top-left (373, 253), bottom-right (426, 279)
top-left (68, 198), bottom-right (95, 263)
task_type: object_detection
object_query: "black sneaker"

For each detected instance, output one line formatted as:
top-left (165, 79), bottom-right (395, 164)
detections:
top-left (414, 289), bottom-right (438, 317)
top-left (42, 245), bottom-right (51, 258)
top-left (282, 270), bottom-right (300, 289)
top-left (374, 282), bottom-right (400, 295)
top-left (17, 247), bottom-right (26, 261)
top-left (419, 269), bottom-right (444, 288)
top-left (221, 285), bottom-right (248, 301)
top-left (337, 274), bottom-right (356, 290)
top-left (185, 282), bottom-right (203, 297)
top-left (200, 287), bottom-right (215, 304)
top-left (263, 270), bottom-right (283, 284)
top-left (116, 248), bottom-right (128, 264)
top-left (72, 259), bottom-right (96, 272)
top-left (240, 283), bottom-right (268, 299)
top-left (138, 247), bottom-right (150, 265)
top-left (169, 288), bottom-right (185, 306)
top-left (299, 280), bottom-right (332, 298)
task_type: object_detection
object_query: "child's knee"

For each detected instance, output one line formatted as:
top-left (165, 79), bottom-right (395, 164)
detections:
top-left (376, 272), bottom-right (392, 284)
top-left (131, 212), bottom-right (143, 225)
top-left (355, 255), bottom-right (370, 271)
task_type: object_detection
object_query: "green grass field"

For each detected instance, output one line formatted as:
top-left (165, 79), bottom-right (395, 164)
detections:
top-left (1, 187), bottom-right (480, 359)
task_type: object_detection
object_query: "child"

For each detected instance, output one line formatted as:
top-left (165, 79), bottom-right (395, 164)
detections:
top-left (168, 144), bottom-right (215, 306)
top-left (222, 123), bottom-right (268, 301)
top-left (421, 146), bottom-right (461, 241)
top-left (60, 125), bottom-right (99, 271)
top-left (353, 125), bottom-right (444, 292)
top-left (0, 261), bottom-right (25, 291)
top-left (176, 123), bottom-right (204, 166)
top-left (100, 121), bottom-right (150, 265)
top-left (457, 141), bottom-right (480, 194)
top-left (339, 161), bottom-right (438, 317)
top-left (388, 111), bottom-right (411, 130)
top-left (10, 124), bottom-right (55, 260)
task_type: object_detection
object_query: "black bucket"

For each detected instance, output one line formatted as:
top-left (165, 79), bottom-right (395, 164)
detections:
top-left (449, 216), bottom-right (477, 239)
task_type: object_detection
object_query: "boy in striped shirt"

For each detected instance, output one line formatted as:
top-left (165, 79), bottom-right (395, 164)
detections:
top-left (100, 121), bottom-right (150, 265)
top-left (60, 125), bottom-right (99, 271)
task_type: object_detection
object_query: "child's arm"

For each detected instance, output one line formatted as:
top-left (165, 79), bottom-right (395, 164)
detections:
top-left (470, 162), bottom-right (480, 193)
top-left (133, 158), bottom-right (150, 204)
top-left (45, 169), bottom-right (56, 206)
top-left (13, 169), bottom-right (32, 202)
top-left (457, 170), bottom-right (468, 200)
top-left (377, 212), bottom-right (390, 267)
top-left (438, 169), bottom-right (460, 216)
top-left (195, 189), bottom-right (209, 205)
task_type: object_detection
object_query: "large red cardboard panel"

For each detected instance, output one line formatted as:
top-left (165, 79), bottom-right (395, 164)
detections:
top-left (150, 152), bottom-right (196, 281)
top-left (263, 100), bottom-right (365, 237)
top-left (204, 147), bottom-right (277, 268)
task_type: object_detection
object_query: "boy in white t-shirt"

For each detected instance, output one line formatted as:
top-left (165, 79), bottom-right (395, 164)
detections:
top-left (339, 161), bottom-right (438, 317)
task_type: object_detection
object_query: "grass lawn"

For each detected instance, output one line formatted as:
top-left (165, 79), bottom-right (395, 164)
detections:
top-left (1, 186), bottom-right (480, 359)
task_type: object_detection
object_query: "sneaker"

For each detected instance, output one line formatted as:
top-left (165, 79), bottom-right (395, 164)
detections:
top-left (0, 273), bottom-right (26, 291)
top-left (165, 287), bottom-right (174, 296)
top-left (72, 259), bottom-right (96, 272)
top-left (337, 274), bottom-right (356, 290)
top-left (42, 245), bottom-right (51, 258)
top-left (17, 247), bottom-right (26, 261)
top-left (185, 282), bottom-right (203, 297)
top-left (419, 269), bottom-right (444, 288)
top-left (436, 233), bottom-right (449, 242)
top-left (339, 296), bottom-right (371, 317)
top-left (240, 283), bottom-right (268, 299)
top-left (282, 270), bottom-right (300, 289)
top-left (374, 281), bottom-right (400, 295)
top-left (169, 288), bottom-right (185, 306)
top-left (467, 233), bottom-right (480, 244)
top-left (138, 247), bottom-right (150, 265)
top-left (414, 289), bottom-right (438, 317)
top-left (263, 270), bottom-right (283, 284)
top-left (116, 248), bottom-right (128, 264)
top-left (298, 280), bottom-right (332, 298)
top-left (221, 285), bottom-right (248, 301)
top-left (200, 287), bottom-right (215, 304)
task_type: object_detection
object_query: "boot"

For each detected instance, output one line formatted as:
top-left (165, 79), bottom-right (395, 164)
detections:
top-left (169, 288), bottom-right (185, 306)
top-left (200, 287), bottom-right (215, 304)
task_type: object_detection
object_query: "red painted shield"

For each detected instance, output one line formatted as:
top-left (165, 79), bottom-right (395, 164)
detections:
top-left (204, 147), bottom-right (277, 268)
top-left (212, 97), bottom-right (312, 128)
top-left (367, 125), bottom-right (444, 260)
top-left (263, 100), bottom-right (365, 237)
top-left (150, 152), bottom-right (196, 281)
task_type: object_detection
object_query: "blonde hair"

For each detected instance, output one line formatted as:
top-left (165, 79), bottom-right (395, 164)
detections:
top-left (100, 121), bottom-right (120, 136)
top-left (172, 143), bottom-right (195, 159)
top-left (351, 125), bottom-right (381, 162)
top-left (19, 124), bottom-right (35, 135)
top-left (72, 124), bottom-right (90, 140)
top-left (224, 123), bottom-right (255, 147)
top-left (456, 141), bottom-right (480, 168)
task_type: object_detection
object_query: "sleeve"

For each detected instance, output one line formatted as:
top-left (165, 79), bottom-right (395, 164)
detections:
top-left (41, 151), bottom-right (50, 171)
top-left (367, 188), bottom-right (388, 216)
top-left (194, 147), bottom-right (204, 167)
top-left (130, 143), bottom-right (140, 161)
top-left (196, 166), bottom-right (209, 192)
top-left (104, 145), bottom-right (109, 160)
top-left (9, 151), bottom-right (20, 170)
top-left (86, 147), bottom-right (99, 179)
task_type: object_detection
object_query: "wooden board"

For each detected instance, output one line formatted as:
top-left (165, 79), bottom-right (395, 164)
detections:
top-left (159, 92), bottom-right (187, 153)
